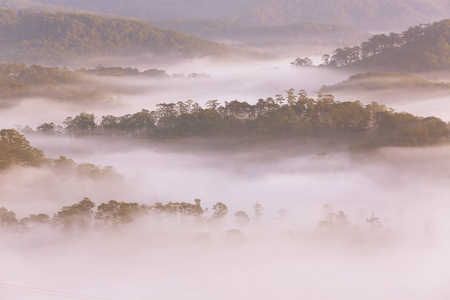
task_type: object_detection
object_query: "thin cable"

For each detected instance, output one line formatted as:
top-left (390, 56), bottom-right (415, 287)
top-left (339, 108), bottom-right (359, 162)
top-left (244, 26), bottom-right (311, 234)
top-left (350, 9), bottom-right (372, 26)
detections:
top-left (0, 283), bottom-right (112, 300)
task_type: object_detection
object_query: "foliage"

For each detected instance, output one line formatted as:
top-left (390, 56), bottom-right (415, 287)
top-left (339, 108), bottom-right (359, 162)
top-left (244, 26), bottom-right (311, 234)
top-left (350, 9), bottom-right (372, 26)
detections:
top-left (320, 72), bottom-right (450, 92)
top-left (13, 0), bottom-right (449, 30)
top-left (52, 197), bottom-right (96, 232)
top-left (212, 202), bottom-right (228, 219)
top-left (290, 57), bottom-right (314, 67)
top-left (0, 207), bottom-right (18, 228)
top-left (320, 19), bottom-right (450, 72)
top-left (152, 199), bottom-right (204, 217)
top-left (234, 211), bottom-right (250, 227)
top-left (0, 197), bottom-right (387, 238)
top-left (0, 9), bottom-right (236, 64)
top-left (96, 200), bottom-right (148, 226)
top-left (0, 129), bottom-right (44, 169)
top-left (152, 19), bottom-right (370, 45)
top-left (33, 90), bottom-right (450, 147)
top-left (80, 65), bottom-right (169, 78)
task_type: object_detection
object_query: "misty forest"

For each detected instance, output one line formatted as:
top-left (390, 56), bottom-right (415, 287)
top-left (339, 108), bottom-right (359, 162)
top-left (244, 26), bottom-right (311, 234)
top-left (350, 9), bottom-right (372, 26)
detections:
top-left (0, 1), bottom-right (450, 300)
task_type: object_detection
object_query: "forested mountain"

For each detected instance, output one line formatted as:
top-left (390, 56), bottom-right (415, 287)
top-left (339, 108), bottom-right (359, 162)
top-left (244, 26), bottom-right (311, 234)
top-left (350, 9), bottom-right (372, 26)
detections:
top-left (231, 0), bottom-right (449, 30)
top-left (320, 19), bottom-right (450, 72)
top-left (0, 9), bottom-right (240, 64)
top-left (0, 63), bottom-right (133, 102)
top-left (320, 72), bottom-right (450, 93)
top-left (12, 0), bottom-right (450, 31)
top-left (30, 90), bottom-right (450, 148)
top-left (150, 19), bottom-right (370, 45)
top-left (0, 63), bottom-right (211, 103)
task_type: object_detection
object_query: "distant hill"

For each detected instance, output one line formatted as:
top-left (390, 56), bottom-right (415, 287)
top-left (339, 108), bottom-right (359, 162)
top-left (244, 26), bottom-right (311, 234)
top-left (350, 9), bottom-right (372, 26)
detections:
top-left (13, 0), bottom-right (450, 31)
top-left (0, 9), bottom-right (241, 64)
top-left (0, 62), bottom-right (211, 105)
top-left (232, 0), bottom-right (450, 30)
top-left (151, 19), bottom-right (370, 45)
top-left (320, 72), bottom-right (450, 93)
top-left (321, 19), bottom-right (450, 72)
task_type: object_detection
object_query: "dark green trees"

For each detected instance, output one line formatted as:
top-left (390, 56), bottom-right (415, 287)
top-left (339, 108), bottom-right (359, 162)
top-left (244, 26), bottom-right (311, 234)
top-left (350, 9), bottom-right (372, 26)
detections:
top-left (53, 197), bottom-right (96, 232)
top-left (0, 129), bottom-right (44, 169)
top-left (321, 19), bottom-right (450, 71)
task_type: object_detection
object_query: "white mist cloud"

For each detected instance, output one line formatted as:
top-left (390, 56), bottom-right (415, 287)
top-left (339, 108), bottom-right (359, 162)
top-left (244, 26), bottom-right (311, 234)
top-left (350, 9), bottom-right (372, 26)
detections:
top-left (0, 61), bottom-right (449, 300)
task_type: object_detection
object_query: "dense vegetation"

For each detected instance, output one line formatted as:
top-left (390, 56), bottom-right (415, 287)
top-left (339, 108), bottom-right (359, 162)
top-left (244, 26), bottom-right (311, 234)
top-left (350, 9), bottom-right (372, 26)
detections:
top-left (0, 128), bottom-right (117, 181)
top-left (320, 72), bottom-right (450, 93)
top-left (30, 90), bottom-right (450, 147)
top-left (0, 129), bottom-right (44, 169)
top-left (0, 9), bottom-right (237, 64)
top-left (80, 65), bottom-right (168, 78)
top-left (231, 0), bottom-right (449, 29)
top-left (0, 62), bottom-right (88, 101)
top-left (0, 195), bottom-right (381, 237)
top-left (319, 19), bottom-right (450, 72)
top-left (0, 63), bottom-right (211, 102)
top-left (12, 0), bottom-right (450, 31)
top-left (151, 19), bottom-right (370, 45)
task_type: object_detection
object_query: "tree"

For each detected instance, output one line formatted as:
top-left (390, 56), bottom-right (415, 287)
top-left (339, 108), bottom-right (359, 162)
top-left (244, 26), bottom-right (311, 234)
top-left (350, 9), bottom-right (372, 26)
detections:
top-left (0, 207), bottom-right (18, 229)
top-left (19, 214), bottom-right (50, 229)
top-left (253, 203), bottom-right (263, 224)
top-left (36, 122), bottom-right (57, 135)
top-left (319, 209), bottom-right (349, 230)
top-left (0, 129), bottom-right (44, 169)
top-left (212, 202), bottom-right (228, 219)
top-left (63, 112), bottom-right (97, 136)
top-left (290, 57), bottom-right (314, 67)
top-left (234, 211), bottom-right (250, 227)
top-left (96, 200), bottom-right (146, 225)
top-left (366, 213), bottom-right (382, 228)
top-left (53, 197), bottom-right (95, 232)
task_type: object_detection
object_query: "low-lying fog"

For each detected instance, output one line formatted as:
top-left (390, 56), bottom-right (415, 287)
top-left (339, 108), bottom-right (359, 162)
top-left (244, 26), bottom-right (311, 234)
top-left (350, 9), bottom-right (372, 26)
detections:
top-left (1, 137), bottom-right (450, 300)
top-left (1, 59), bottom-right (450, 300)
top-left (0, 58), bottom-right (350, 129)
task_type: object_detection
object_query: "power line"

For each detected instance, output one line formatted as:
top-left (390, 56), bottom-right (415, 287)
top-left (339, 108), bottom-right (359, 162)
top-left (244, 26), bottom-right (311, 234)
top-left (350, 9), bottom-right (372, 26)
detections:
top-left (0, 283), bottom-right (112, 300)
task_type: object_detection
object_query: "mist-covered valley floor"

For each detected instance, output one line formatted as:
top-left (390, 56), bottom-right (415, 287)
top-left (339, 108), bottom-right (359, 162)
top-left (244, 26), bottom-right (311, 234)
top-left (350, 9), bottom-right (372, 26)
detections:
top-left (1, 55), bottom-right (450, 300)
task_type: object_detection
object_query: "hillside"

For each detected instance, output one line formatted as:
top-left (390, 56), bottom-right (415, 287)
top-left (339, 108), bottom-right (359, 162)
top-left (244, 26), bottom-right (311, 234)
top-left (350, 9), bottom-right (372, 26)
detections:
top-left (320, 72), bottom-right (450, 93)
top-left (0, 9), bottom-right (240, 64)
top-left (150, 19), bottom-right (370, 45)
top-left (321, 19), bottom-right (450, 72)
top-left (14, 0), bottom-right (450, 31)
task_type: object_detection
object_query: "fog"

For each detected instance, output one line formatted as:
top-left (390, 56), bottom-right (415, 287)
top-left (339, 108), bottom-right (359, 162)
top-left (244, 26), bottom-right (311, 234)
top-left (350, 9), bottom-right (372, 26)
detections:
top-left (0, 58), bottom-right (350, 129)
top-left (1, 139), bottom-right (450, 300)
top-left (1, 58), bottom-right (450, 300)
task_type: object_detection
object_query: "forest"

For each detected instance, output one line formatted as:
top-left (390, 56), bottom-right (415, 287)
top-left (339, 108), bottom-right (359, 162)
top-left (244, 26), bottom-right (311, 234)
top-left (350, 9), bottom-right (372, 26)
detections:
top-left (0, 9), bottom-right (239, 64)
top-left (317, 19), bottom-right (450, 72)
top-left (320, 72), bottom-right (450, 93)
top-left (27, 90), bottom-right (450, 147)
top-left (0, 3), bottom-right (449, 300)
top-left (5, 0), bottom-right (449, 31)
top-left (150, 19), bottom-right (370, 45)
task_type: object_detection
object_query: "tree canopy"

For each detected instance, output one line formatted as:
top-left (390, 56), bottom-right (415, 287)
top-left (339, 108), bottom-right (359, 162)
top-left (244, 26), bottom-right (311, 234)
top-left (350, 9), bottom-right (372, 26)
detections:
top-left (31, 90), bottom-right (450, 147)
top-left (319, 19), bottom-right (450, 72)
top-left (0, 9), bottom-right (238, 64)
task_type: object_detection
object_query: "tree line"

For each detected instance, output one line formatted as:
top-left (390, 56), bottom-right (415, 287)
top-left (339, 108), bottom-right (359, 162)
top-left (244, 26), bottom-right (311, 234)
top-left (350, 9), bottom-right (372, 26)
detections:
top-left (30, 89), bottom-right (450, 147)
top-left (292, 19), bottom-right (450, 72)
top-left (0, 196), bottom-right (383, 235)
top-left (0, 197), bottom-right (242, 233)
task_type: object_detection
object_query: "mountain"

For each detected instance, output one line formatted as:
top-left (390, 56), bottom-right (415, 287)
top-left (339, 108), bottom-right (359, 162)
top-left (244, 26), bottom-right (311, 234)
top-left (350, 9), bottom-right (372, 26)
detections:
top-left (0, 9), bottom-right (242, 65)
top-left (150, 19), bottom-right (370, 45)
top-left (12, 0), bottom-right (450, 31)
top-left (320, 72), bottom-right (450, 93)
top-left (321, 19), bottom-right (450, 72)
